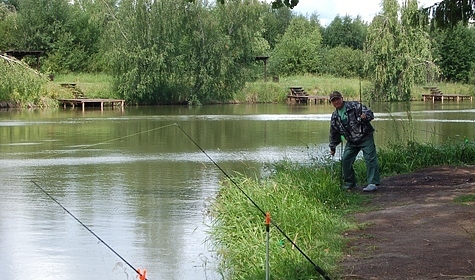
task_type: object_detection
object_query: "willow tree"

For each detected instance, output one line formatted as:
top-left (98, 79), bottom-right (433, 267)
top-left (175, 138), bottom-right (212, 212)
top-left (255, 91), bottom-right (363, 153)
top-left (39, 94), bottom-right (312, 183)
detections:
top-left (203, 0), bottom-right (299, 9)
top-left (423, 0), bottom-right (475, 29)
top-left (365, 0), bottom-right (436, 101)
top-left (110, 0), bottom-right (265, 105)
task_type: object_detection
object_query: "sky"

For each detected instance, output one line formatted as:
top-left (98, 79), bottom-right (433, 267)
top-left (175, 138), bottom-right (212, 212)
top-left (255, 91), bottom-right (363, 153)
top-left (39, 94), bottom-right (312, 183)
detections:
top-left (290, 0), bottom-right (441, 26)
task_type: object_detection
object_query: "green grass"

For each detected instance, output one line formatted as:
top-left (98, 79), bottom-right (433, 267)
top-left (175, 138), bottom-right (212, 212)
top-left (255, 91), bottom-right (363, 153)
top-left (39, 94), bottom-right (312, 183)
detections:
top-left (54, 73), bottom-right (116, 99)
top-left (3, 64), bottom-right (474, 106)
top-left (50, 73), bottom-right (475, 105)
top-left (0, 55), bottom-right (72, 107)
top-left (49, 74), bottom-right (475, 103)
top-left (453, 194), bottom-right (475, 204)
top-left (278, 74), bottom-right (371, 100)
top-left (208, 159), bottom-right (362, 280)
top-left (208, 137), bottom-right (475, 280)
top-left (409, 82), bottom-right (475, 101)
top-left (238, 75), bottom-right (371, 103)
top-left (240, 74), bottom-right (474, 104)
top-left (236, 81), bottom-right (288, 103)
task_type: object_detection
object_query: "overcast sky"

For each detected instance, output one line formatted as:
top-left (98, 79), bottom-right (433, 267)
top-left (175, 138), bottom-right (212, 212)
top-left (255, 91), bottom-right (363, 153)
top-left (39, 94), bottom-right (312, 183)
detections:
top-left (289, 0), bottom-right (441, 26)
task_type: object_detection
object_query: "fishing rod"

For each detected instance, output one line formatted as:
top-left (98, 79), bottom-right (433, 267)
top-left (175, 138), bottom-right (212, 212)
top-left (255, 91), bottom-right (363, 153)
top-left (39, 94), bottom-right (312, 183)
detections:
top-left (32, 180), bottom-right (147, 280)
top-left (175, 124), bottom-right (332, 280)
top-left (31, 120), bottom-right (332, 279)
top-left (29, 124), bottom-right (180, 280)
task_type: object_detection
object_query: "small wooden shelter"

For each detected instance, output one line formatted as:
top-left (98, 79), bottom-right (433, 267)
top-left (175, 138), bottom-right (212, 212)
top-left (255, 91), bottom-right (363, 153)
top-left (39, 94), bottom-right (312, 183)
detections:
top-left (4, 50), bottom-right (44, 70)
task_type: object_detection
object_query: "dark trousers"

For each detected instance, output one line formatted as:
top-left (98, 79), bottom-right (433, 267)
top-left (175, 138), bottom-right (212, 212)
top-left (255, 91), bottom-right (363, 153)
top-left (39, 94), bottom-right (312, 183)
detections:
top-left (342, 135), bottom-right (380, 187)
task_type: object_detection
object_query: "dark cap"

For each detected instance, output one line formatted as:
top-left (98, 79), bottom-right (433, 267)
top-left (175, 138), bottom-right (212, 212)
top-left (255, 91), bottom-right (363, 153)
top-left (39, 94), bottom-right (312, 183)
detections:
top-left (329, 91), bottom-right (342, 101)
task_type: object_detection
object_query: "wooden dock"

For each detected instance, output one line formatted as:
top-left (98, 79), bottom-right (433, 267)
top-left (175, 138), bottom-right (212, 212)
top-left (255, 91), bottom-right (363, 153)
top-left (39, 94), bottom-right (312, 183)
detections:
top-left (58, 98), bottom-right (125, 111)
top-left (287, 86), bottom-right (329, 105)
top-left (422, 94), bottom-right (472, 103)
top-left (422, 86), bottom-right (472, 103)
top-left (287, 95), bottom-right (329, 104)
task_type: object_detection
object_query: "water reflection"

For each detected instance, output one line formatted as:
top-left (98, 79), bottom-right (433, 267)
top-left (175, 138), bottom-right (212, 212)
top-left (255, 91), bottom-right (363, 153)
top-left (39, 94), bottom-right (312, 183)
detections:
top-left (1, 102), bottom-right (474, 280)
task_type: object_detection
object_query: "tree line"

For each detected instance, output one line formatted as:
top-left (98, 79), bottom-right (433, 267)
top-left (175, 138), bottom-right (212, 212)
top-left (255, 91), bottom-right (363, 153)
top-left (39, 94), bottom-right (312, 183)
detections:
top-left (1, 0), bottom-right (475, 104)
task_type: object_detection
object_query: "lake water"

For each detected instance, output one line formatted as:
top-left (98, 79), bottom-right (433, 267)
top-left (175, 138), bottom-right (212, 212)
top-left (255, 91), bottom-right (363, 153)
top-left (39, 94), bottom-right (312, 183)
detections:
top-left (1, 101), bottom-right (474, 280)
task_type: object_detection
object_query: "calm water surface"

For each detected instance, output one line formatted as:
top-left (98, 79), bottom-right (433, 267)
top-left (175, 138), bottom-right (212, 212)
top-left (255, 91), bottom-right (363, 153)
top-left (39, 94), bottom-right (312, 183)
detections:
top-left (1, 101), bottom-right (474, 280)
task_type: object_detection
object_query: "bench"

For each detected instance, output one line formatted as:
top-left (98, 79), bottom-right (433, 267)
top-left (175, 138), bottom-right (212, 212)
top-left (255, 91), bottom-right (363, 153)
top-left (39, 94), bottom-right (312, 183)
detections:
top-left (61, 83), bottom-right (85, 98)
top-left (423, 86), bottom-right (443, 95)
top-left (289, 86), bottom-right (308, 96)
top-left (287, 86), bottom-right (309, 104)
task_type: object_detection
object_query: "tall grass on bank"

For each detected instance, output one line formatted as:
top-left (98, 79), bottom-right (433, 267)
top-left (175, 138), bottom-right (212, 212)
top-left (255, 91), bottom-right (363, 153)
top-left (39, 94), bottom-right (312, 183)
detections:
top-left (238, 75), bottom-right (371, 103)
top-left (240, 74), bottom-right (474, 103)
top-left (235, 81), bottom-right (288, 103)
top-left (278, 75), bottom-right (372, 100)
top-left (0, 54), bottom-right (70, 107)
top-left (208, 139), bottom-right (475, 280)
top-left (54, 73), bottom-right (115, 99)
top-left (208, 156), bottom-right (363, 280)
top-left (413, 82), bottom-right (475, 101)
top-left (4, 65), bottom-right (474, 106)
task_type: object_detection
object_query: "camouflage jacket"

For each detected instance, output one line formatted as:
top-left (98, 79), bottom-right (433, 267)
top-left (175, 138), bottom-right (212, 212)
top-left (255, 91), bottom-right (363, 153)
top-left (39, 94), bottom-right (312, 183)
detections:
top-left (329, 101), bottom-right (375, 151)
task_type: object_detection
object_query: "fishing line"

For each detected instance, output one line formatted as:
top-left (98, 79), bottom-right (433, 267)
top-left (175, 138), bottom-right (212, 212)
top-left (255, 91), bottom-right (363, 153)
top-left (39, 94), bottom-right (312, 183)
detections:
top-left (175, 124), bottom-right (332, 280)
top-left (31, 123), bottom-right (177, 279)
top-left (43, 123), bottom-right (178, 159)
top-left (31, 180), bottom-right (147, 280)
top-left (414, 127), bottom-right (475, 145)
top-left (380, 125), bottom-right (475, 145)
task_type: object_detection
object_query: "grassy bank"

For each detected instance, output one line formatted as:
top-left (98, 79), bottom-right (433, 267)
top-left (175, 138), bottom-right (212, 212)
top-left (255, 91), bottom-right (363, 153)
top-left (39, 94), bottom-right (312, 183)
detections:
top-left (241, 75), bottom-right (475, 103)
top-left (54, 73), bottom-right (116, 99)
top-left (208, 138), bottom-right (475, 279)
top-left (239, 75), bottom-right (371, 103)
top-left (0, 55), bottom-right (72, 107)
top-left (52, 73), bottom-right (474, 103)
top-left (2, 65), bottom-right (474, 106)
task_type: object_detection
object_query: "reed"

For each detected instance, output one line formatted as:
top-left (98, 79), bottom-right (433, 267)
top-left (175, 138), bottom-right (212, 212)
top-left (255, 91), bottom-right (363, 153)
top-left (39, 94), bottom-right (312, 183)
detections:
top-left (208, 156), bottom-right (364, 279)
top-left (236, 81), bottom-right (287, 103)
top-left (242, 75), bottom-right (474, 103)
top-left (208, 136), bottom-right (475, 279)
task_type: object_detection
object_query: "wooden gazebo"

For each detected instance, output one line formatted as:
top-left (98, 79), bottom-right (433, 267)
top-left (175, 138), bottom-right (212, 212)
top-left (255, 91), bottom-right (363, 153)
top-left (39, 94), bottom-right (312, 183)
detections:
top-left (255, 56), bottom-right (269, 82)
top-left (4, 50), bottom-right (44, 70)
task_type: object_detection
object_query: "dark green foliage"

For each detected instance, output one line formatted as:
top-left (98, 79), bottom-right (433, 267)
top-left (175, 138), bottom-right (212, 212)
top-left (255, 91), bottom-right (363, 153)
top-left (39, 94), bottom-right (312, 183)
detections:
top-left (320, 46), bottom-right (364, 78)
top-left (261, 6), bottom-right (293, 49)
top-left (3, 0), bottom-right (475, 104)
top-left (268, 0), bottom-right (299, 9)
top-left (433, 23), bottom-right (475, 82)
top-left (0, 0), bottom-right (19, 8)
top-left (12, 0), bottom-right (104, 73)
top-left (0, 2), bottom-right (17, 50)
top-left (189, 0), bottom-right (299, 9)
top-left (322, 15), bottom-right (367, 50)
top-left (453, 194), bottom-right (475, 203)
top-left (110, 0), bottom-right (264, 105)
top-left (424, 0), bottom-right (475, 29)
top-left (269, 17), bottom-right (322, 76)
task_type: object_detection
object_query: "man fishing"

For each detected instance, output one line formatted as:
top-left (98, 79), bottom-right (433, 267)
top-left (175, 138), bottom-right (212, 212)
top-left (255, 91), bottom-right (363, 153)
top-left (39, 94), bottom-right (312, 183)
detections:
top-left (328, 91), bottom-right (380, 192)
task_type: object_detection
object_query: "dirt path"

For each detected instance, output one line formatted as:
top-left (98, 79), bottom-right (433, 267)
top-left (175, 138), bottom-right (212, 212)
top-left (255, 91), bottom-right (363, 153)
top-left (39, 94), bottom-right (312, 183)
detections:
top-left (340, 165), bottom-right (475, 280)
